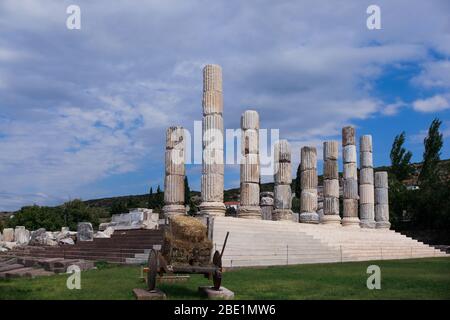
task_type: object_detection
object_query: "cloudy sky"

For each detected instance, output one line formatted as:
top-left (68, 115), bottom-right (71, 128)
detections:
top-left (0, 0), bottom-right (449, 211)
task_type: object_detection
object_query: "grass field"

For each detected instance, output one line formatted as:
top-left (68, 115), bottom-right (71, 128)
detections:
top-left (0, 258), bottom-right (449, 300)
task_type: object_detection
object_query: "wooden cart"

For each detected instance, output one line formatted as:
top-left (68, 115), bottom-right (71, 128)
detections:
top-left (146, 232), bottom-right (229, 291)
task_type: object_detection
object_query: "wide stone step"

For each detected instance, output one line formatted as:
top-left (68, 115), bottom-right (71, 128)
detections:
top-left (35, 248), bottom-right (147, 254)
top-left (0, 264), bottom-right (25, 273)
top-left (0, 267), bottom-right (35, 279)
top-left (212, 217), bottom-right (449, 267)
top-left (125, 258), bottom-right (148, 264)
top-left (16, 251), bottom-right (132, 263)
top-left (214, 232), bottom-right (418, 243)
top-left (222, 257), bottom-right (340, 267)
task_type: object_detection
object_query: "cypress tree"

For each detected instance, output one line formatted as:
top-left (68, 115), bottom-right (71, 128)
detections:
top-left (419, 118), bottom-right (443, 186)
top-left (390, 131), bottom-right (413, 182)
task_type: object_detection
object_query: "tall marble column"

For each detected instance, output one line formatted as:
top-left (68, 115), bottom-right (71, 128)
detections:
top-left (341, 126), bottom-right (360, 227)
top-left (359, 135), bottom-right (376, 228)
top-left (321, 141), bottom-right (341, 225)
top-left (273, 140), bottom-right (293, 221)
top-left (238, 110), bottom-right (261, 219)
top-left (163, 126), bottom-right (186, 217)
top-left (299, 146), bottom-right (319, 224)
top-left (375, 171), bottom-right (391, 229)
top-left (199, 64), bottom-right (226, 216)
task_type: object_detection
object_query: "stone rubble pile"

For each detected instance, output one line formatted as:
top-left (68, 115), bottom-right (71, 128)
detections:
top-left (0, 207), bottom-right (162, 252)
top-left (0, 225), bottom-right (78, 251)
top-left (98, 208), bottom-right (160, 231)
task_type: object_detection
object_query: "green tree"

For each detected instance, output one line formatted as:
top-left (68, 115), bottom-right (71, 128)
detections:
top-left (126, 196), bottom-right (139, 209)
top-left (184, 177), bottom-right (190, 206)
top-left (411, 118), bottom-right (446, 229)
top-left (110, 200), bottom-right (127, 216)
top-left (389, 131), bottom-right (413, 182)
top-left (418, 118), bottom-right (443, 186)
top-left (8, 199), bottom-right (103, 231)
top-left (294, 163), bottom-right (301, 199)
top-left (155, 185), bottom-right (164, 211)
top-left (147, 187), bottom-right (154, 209)
top-left (8, 205), bottom-right (63, 231)
top-left (62, 199), bottom-right (101, 230)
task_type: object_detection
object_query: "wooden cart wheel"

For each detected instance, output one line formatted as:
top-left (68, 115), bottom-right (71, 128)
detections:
top-left (147, 249), bottom-right (158, 291)
top-left (212, 250), bottom-right (222, 290)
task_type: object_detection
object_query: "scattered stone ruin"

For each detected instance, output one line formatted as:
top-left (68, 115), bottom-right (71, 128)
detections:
top-left (0, 207), bottom-right (160, 253)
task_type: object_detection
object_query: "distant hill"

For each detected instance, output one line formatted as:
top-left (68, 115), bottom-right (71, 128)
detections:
top-left (82, 158), bottom-right (450, 211)
top-left (4, 159), bottom-right (449, 214)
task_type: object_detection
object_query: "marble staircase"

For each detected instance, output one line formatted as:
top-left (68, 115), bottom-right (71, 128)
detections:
top-left (211, 217), bottom-right (449, 267)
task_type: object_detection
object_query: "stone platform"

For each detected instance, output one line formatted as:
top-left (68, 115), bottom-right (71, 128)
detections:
top-left (198, 286), bottom-right (234, 300)
top-left (133, 288), bottom-right (167, 300)
top-left (0, 256), bottom-right (94, 279)
top-left (211, 217), bottom-right (449, 268)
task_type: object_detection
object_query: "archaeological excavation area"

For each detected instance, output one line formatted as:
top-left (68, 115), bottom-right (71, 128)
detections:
top-left (0, 64), bottom-right (448, 282)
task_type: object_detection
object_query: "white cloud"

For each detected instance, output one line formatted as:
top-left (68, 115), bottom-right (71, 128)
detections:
top-left (382, 101), bottom-right (407, 116)
top-left (412, 95), bottom-right (450, 112)
top-left (412, 60), bottom-right (450, 88)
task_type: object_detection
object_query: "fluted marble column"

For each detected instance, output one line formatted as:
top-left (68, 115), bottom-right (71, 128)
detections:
top-left (238, 110), bottom-right (261, 219)
top-left (273, 140), bottom-right (293, 221)
top-left (163, 126), bottom-right (186, 217)
top-left (299, 146), bottom-right (319, 224)
top-left (321, 141), bottom-right (341, 225)
top-left (375, 171), bottom-right (391, 229)
top-left (341, 126), bottom-right (360, 227)
top-left (359, 135), bottom-right (376, 228)
top-left (199, 64), bottom-right (226, 216)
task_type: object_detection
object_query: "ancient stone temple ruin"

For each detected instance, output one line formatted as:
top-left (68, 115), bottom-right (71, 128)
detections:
top-left (1, 63), bottom-right (447, 273)
top-left (157, 63), bottom-right (448, 267)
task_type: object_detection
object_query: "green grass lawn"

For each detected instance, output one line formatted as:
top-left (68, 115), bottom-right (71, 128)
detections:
top-left (0, 258), bottom-right (449, 300)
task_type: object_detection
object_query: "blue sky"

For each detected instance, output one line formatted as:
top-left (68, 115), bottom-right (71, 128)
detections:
top-left (0, 0), bottom-right (449, 211)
